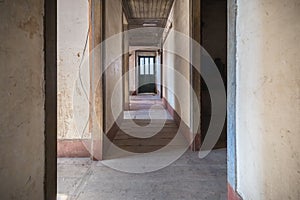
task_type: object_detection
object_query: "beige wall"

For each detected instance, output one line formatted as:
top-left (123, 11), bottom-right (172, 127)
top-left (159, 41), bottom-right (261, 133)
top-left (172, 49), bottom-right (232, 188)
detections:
top-left (58, 0), bottom-right (90, 139)
top-left (0, 0), bottom-right (45, 199)
top-left (236, 0), bottom-right (300, 199)
top-left (129, 50), bottom-right (136, 93)
top-left (163, 0), bottom-right (190, 126)
top-left (105, 0), bottom-right (123, 131)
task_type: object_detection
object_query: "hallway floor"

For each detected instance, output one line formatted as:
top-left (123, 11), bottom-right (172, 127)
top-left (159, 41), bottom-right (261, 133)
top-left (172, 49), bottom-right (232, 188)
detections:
top-left (113, 94), bottom-right (183, 153)
top-left (57, 148), bottom-right (227, 200)
top-left (58, 94), bottom-right (227, 199)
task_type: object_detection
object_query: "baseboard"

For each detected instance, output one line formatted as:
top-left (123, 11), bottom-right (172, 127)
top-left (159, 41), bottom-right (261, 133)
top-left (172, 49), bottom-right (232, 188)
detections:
top-left (130, 90), bottom-right (137, 95)
top-left (228, 184), bottom-right (243, 200)
top-left (57, 139), bottom-right (91, 157)
top-left (58, 113), bottom-right (123, 158)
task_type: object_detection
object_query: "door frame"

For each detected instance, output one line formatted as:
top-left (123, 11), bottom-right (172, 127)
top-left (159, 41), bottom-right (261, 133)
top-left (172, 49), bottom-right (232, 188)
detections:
top-left (44, 0), bottom-right (236, 198)
top-left (44, 0), bottom-right (57, 199)
top-left (137, 55), bottom-right (156, 94)
top-left (134, 50), bottom-right (159, 95)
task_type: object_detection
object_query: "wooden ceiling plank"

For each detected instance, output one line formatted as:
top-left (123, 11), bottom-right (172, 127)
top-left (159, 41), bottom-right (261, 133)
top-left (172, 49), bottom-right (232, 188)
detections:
top-left (163, 0), bottom-right (174, 27)
top-left (134, 0), bottom-right (139, 18)
top-left (123, 0), bottom-right (133, 20)
top-left (162, 0), bottom-right (169, 18)
top-left (154, 0), bottom-right (158, 18)
top-left (159, 0), bottom-right (163, 19)
top-left (150, 0), bottom-right (154, 18)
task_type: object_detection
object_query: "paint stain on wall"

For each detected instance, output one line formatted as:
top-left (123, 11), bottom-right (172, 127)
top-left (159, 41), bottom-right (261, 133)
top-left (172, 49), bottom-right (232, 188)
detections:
top-left (18, 16), bottom-right (39, 39)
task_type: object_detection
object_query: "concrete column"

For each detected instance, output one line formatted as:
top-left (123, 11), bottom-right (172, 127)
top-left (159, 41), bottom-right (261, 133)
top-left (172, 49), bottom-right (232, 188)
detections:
top-left (123, 17), bottom-right (130, 111)
top-left (235, 0), bottom-right (300, 199)
top-left (0, 0), bottom-right (48, 199)
top-left (89, 0), bottom-right (104, 160)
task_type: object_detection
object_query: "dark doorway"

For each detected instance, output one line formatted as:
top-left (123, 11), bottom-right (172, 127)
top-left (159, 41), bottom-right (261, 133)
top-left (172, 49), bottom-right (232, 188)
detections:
top-left (200, 0), bottom-right (227, 148)
top-left (138, 56), bottom-right (156, 93)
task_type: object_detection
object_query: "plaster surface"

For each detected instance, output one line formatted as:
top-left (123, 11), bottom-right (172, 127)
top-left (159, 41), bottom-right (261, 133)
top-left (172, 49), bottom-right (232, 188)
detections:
top-left (163, 0), bottom-right (191, 127)
top-left (57, 0), bottom-right (90, 139)
top-left (104, 0), bottom-right (123, 132)
top-left (0, 0), bottom-right (45, 199)
top-left (236, 0), bottom-right (300, 199)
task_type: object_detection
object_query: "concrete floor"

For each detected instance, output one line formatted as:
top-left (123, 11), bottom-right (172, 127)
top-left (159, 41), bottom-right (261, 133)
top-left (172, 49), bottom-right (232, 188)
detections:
top-left (57, 148), bottom-right (227, 200)
top-left (58, 95), bottom-right (227, 199)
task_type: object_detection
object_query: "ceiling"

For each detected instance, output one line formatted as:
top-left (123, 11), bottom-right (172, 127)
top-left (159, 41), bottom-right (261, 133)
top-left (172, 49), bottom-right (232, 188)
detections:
top-left (122, 0), bottom-right (174, 46)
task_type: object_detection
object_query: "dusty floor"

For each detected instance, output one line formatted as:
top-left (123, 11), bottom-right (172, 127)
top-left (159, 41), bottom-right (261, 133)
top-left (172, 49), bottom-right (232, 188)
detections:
top-left (57, 148), bottom-right (227, 200)
top-left (58, 95), bottom-right (227, 199)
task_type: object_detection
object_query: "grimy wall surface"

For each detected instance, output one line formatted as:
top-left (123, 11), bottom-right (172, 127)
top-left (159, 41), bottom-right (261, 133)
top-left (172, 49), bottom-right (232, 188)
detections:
top-left (58, 0), bottom-right (90, 139)
top-left (236, 0), bottom-right (300, 199)
top-left (105, 0), bottom-right (123, 131)
top-left (163, 0), bottom-right (190, 127)
top-left (0, 0), bottom-right (45, 199)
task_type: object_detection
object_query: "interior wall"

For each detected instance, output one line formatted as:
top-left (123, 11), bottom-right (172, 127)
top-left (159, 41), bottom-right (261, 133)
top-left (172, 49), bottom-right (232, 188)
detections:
top-left (123, 16), bottom-right (129, 110)
top-left (0, 0), bottom-right (45, 199)
top-left (129, 50), bottom-right (136, 93)
top-left (105, 0), bottom-right (123, 131)
top-left (156, 52), bottom-right (162, 96)
top-left (163, 0), bottom-right (190, 126)
top-left (57, 0), bottom-right (90, 139)
top-left (236, 0), bottom-right (300, 199)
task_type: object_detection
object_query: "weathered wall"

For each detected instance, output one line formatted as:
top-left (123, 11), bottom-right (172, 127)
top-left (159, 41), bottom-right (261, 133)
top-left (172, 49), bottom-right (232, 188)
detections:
top-left (123, 16), bottom-right (129, 110)
top-left (105, 0), bottom-right (123, 131)
top-left (129, 50), bottom-right (136, 93)
top-left (58, 0), bottom-right (90, 139)
top-left (163, 0), bottom-right (190, 126)
top-left (0, 0), bottom-right (45, 199)
top-left (236, 0), bottom-right (300, 199)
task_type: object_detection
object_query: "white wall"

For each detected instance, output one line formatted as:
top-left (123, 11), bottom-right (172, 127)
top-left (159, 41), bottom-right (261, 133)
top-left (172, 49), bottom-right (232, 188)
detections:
top-left (156, 53), bottom-right (161, 96)
top-left (236, 0), bottom-right (300, 199)
top-left (163, 0), bottom-right (190, 126)
top-left (57, 0), bottom-right (90, 139)
top-left (0, 0), bottom-right (45, 198)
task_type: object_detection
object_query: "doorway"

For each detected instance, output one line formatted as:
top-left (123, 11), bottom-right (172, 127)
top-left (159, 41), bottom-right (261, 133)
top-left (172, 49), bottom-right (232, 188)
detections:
top-left (138, 56), bottom-right (156, 94)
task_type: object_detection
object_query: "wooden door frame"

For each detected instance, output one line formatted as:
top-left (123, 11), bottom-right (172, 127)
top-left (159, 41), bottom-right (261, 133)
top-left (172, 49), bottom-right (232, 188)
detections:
top-left (189, 0), bottom-right (201, 151)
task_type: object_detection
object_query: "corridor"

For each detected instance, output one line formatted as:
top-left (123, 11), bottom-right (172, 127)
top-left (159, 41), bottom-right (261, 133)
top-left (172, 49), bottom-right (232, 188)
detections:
top-left (115, 94), bottom-right (178, 153)
top-left (1, 0), bottom-right (299, 200)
